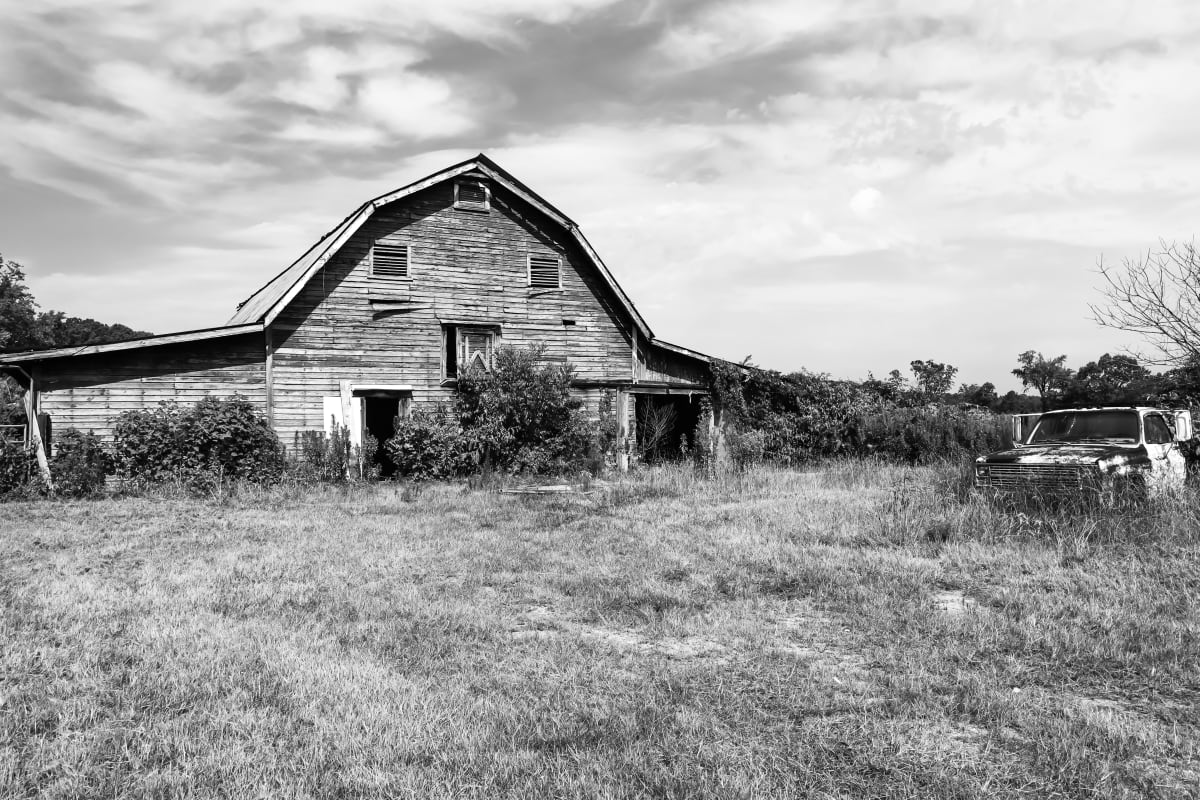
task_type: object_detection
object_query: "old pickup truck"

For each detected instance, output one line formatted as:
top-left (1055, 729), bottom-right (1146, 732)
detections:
top-left (974, 407), bottom-right (1195, 498)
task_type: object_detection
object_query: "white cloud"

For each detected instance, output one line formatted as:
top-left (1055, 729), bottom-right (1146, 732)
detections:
top-left (358, 73), bottom-right (476, 139)
top-left (849, 187), bottom-right (882, 216)
top-left (3, 0), bottom-right (1200, 385)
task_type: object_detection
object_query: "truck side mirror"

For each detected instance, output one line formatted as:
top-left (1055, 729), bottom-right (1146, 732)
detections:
top-left (1174, 409), bottom-right (1194, 441)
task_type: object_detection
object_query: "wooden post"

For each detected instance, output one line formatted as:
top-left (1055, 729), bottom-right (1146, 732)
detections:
top-left (615, 390), bottom-right (629, 471)
top-left (264, 326), bottom-right (275, 428)
top-left (22, 371), bottom-right (53, 490)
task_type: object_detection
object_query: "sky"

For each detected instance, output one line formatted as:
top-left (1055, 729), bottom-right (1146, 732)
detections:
top-left (3, 0), bottom-right (1200, 392)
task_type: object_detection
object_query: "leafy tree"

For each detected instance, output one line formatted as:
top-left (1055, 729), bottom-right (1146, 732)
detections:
top-left (959, 382), bottom-right (998, 408)
top-left (0, 256), bottom-right (40, 353)
top-left (0, 378), bottom-right (24, 426)
top-left (1012, 351), bottom-right (1073, 411)
top-left (35, 311), bottom-right (149, 349)
top-left (1, 254), bottom-right (150, 353)
top-left (859, 370), bottom-right (913, 404)
top-left (860, 372), bottom-right (898, 403)
top-left (909, 359), bottom-right (958, 398)
top-left (1064, 353), bottom-right (1153, 406)
top-left (2, 251), bottom-right (151, 429)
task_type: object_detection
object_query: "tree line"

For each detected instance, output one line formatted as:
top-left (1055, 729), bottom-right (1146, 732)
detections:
top-left (1, 255), bottom-right (151, 354)
top-left (1, 255), bottom-right (151, 425)
top-left (863, 350), bottom-right (1200, 415)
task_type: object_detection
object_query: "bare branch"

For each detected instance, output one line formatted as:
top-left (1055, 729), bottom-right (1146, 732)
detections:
top-left (1091, 240), bottom-right (1200, 367)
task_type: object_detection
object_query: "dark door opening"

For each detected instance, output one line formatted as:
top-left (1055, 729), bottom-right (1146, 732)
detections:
top-left (636, 394), bottom-right (701, 464)
top-left (361, 394), bottom-right (407, 477)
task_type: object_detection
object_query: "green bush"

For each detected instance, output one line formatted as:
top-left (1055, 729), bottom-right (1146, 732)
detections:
top-left (711, 363), bottom-right (883, 464)
top-left (112, 396), bottom-right (284, 486)
top-left (455, 345), bottom-right (595, 475)
top-left (711, 361), bottom-right (1010, 466)
top-left (858, 406), bottom-right (1009, 464)
top-left (382, 346), bottom-right (605, 480)
top-left (0, 437), bottom-right (39, 498)
top-left (50, 429), bottom-right (112, 498)
top-left (385, 407), bottom-right (475, 480)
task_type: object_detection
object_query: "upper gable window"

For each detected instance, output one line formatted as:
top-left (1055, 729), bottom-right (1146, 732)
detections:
top-left (528, 254), bottom-right (562, 289)
top-left (443, 324), bottom-right (498, 380)
top-left (371, 243), bottom-right (409, 279)
top-left (454, 180), bottom-right (490, 212)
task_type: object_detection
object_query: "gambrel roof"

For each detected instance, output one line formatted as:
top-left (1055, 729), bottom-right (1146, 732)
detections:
top-left (3, 154), bottom-right (722, 368)
top-left (228, 154), bottom-right (653, 340)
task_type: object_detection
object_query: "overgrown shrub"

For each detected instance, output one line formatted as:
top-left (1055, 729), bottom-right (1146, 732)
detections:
top-left (50, 429), bottom-right (112, 498)
top-left (385, 407), bottom-right (475, 480)
top-left (724, 427), bottom-right (766, 471)
top-left (0, 437), bottom-right (39, 498)
top-left (710, 361), bottom-right (1010, 466)
top-left (293, 424), bottom-right (351, 482)
top-left (859, 406), bottom-right (1009, 464)
top-left (455, 345), bottom-right (595, 475)
top-left (112, 396), bottom-right (284, 487)
top-left (711, 363), bottom-right (883, 464)
top-left (1, 376), bottom-right (25, 426)
top-left (380, 346), bottom-right (605, 480)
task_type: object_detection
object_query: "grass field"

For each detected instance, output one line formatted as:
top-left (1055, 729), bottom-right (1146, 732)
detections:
top-left (2, 462), bottom-right (1198, 799)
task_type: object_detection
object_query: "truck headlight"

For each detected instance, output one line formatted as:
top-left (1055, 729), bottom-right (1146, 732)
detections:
top-left (975, 465), bottom-right (990, 478)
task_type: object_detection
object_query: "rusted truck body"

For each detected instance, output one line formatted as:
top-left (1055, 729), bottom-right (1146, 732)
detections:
top-left (974, 407), bottom-right (1195, 499)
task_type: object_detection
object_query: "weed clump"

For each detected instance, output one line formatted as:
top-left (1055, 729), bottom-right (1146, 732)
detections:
top-left (0, 436), bottom-right (40, 498)
top-left (50, 428), bottom-right (112, 498)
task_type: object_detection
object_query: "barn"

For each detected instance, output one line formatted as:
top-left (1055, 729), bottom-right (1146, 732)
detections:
top-left (1, 155), bottom-right (720, 473)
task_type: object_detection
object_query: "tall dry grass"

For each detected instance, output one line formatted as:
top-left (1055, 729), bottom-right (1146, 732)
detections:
top-left (1, 461), bottom-right (1196, 798)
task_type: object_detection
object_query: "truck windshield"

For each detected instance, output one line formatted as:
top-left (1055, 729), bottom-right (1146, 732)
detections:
top-left (1028, 410), bottom-right (1139, 444)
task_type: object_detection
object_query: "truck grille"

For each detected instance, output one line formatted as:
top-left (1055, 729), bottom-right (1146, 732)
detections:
top-left (979, 463), bottom-right (1100, 492)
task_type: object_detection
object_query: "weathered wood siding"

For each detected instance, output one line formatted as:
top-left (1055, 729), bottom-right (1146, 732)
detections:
top-left (639, 343), bottom-right (710, 385)
top-left (33, 334), bottom-right (266, 444)
top-left (270, 181), bottom-right (641, 439)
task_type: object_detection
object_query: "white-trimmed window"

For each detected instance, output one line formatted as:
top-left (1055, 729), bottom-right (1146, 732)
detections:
top-left (371, 243), bottom-right (409, 278)
top-left (528, 254), bottom-right (562, 289)
top-left (454, 180), bottom-right (490, 212)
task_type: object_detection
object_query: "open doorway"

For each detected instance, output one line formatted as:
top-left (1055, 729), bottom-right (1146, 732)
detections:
top-left (357, 391), bottom-right (410, 477)
top-left (635, 394), bottom-right (701, 464)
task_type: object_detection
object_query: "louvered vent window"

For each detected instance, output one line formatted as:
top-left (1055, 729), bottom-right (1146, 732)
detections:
top-left (529, 254), bottom-right (561, 289)
top-left (454, 180), bottom-right (489, 211)
top-left (372, 244), bottom-right (409, 278)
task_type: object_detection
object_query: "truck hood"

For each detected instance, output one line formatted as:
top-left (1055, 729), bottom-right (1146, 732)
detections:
top-left (979, 442), bottom-right (1146, 466)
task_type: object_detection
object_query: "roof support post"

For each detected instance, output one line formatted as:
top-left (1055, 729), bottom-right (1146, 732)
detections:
top-left (264, 327), bottom-right (275, 428)
top-left (5, 365), bottom-right (52, 490)
top-left (615, 389), bottom-right (630, 472)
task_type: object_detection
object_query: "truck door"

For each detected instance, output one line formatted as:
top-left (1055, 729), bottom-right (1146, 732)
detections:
top-left (1143, 413), bottom-right (1186, 493)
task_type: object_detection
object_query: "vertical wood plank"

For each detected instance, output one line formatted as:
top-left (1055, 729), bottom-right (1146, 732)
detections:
top-left (265, 326), bottom-right (275, 426)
